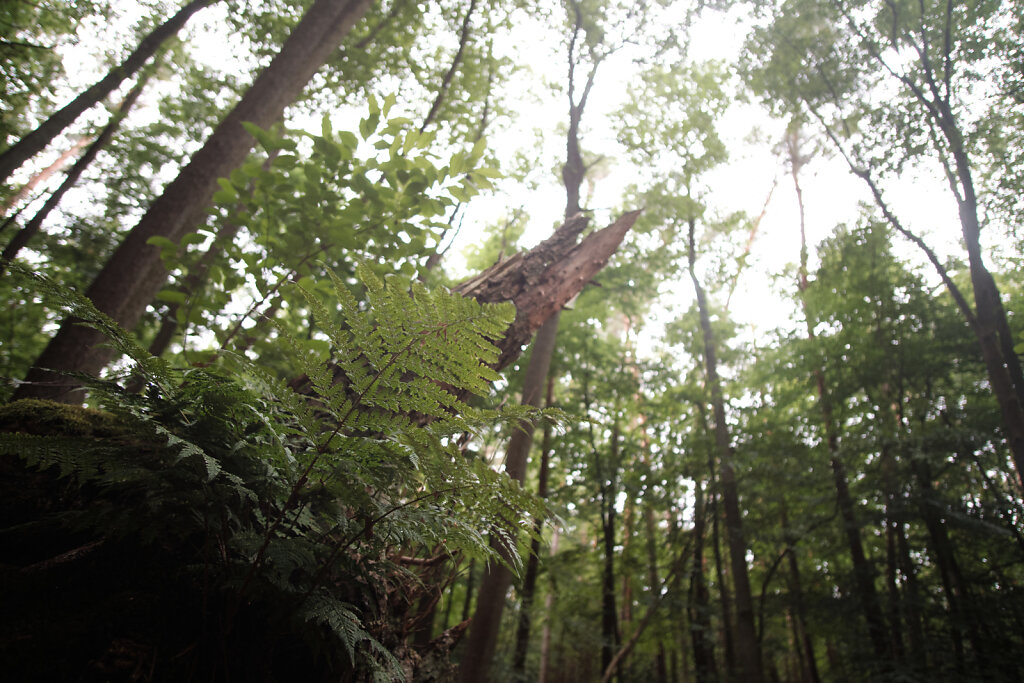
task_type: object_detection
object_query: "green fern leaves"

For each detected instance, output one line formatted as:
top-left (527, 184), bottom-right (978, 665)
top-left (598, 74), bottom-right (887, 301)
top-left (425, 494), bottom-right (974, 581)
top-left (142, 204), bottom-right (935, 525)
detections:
top-left (0, 263), bottom-right (542, 681)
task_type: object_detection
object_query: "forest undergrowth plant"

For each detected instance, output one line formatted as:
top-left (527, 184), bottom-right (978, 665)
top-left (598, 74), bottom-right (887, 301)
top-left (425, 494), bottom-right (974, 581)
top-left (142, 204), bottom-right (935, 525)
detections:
top-left (0, 264), bottom-right (549, 682)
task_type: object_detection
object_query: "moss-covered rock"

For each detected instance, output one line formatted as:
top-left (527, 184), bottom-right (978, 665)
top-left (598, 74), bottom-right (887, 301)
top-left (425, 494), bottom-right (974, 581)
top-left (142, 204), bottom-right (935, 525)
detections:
top-left (0, 398), bottom-right (121, 438)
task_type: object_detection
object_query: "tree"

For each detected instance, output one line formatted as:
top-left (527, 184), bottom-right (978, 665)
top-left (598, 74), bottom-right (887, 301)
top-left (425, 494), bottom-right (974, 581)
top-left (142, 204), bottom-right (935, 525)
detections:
top-left (743, 0), bottom-right (1024, 486)
top-left (14, 0), bottom-right (374, 403)
top-left (618, 59), bottom-right (765, 683)
top-left (0, 0), bottom-right (220, 187)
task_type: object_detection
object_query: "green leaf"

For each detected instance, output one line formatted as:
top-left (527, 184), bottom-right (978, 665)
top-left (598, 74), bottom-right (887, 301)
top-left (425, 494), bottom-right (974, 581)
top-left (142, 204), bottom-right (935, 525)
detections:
top-left (155, 289), bottom-right (188, 305)
top-left (146, 236), bottom-right (177, 251)
top-left (241, 120), bottom-right (280, 151)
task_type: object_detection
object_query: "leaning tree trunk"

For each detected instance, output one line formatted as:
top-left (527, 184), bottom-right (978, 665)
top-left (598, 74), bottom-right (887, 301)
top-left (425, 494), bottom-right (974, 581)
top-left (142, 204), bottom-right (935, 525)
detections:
top-left (1, 76), bottom-right (148, 274)
top-left (15, 0), bottom-right (374, 403)
top-left (0, 0), bottom-right (219, 187)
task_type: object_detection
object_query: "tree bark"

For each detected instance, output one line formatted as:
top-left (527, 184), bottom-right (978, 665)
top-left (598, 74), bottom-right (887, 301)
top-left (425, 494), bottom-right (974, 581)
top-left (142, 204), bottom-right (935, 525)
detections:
top-left (0, 0), bottom-right (218, 187)
top-left (15, 0), bottom-right (374, 402)
top-left (453, 210), bottom-right (639, 374)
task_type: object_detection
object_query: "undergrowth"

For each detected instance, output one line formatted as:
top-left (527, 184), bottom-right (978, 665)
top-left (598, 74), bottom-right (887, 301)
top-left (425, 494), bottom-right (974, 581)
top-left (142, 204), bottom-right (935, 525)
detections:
top-left (0, 264), bottom-right (550, 682)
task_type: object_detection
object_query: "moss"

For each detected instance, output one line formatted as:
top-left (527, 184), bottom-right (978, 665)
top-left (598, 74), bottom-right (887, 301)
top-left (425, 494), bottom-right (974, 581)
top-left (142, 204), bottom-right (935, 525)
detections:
top-left (0, 399), bottom-right (121, 438)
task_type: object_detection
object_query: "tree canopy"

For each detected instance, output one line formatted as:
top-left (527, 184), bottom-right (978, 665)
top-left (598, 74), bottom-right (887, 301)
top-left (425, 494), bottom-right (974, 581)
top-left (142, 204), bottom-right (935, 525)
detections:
top-left (1, 1), bottom-right (1022, 681)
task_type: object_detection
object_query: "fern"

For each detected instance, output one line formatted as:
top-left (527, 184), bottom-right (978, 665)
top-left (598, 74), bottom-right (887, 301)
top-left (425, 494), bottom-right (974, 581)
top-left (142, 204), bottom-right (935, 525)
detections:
top-left (0, 263), bottom-right (552, 682)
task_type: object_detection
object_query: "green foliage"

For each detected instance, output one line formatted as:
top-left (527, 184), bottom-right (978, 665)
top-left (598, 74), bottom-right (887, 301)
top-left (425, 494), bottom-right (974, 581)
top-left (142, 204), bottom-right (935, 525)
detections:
top-left (0, 264), bottom-right (544, 681)
top-left (148, 97), bottom-right (496, 364)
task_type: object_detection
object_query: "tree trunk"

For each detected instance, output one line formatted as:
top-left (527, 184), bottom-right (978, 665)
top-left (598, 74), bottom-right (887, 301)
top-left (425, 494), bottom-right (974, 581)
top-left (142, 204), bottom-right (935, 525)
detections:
top-left (458, 312), bottom-right (560, 683)
top-left (1, 76), bottom-right (148, 273)
top-left (600, 422), bottom-right (622, 680)
top-left (537, 528), bottom-right (560, 683)
top-left (689, 479), bottom-right (719, 683)
top-left (15, 0), bottom-right (373, 402)
top-left (643, 504), bottom-right (668, 683)
top-left (461, 559), bottom-right (476, 623)
top-left (687, 217), bottom-right (763, 683)
top-left (781, 506), bottom-right (820, 683)
top-left (620, 501), bottom-right (634, 632)
top-left (711, 475), bottom-right (735, 680)
top-left (790, 135), bottom-right (890, 664)
top-left (1, 135), bottom-right (90, 215)
top-left (512, 375), bottom-right (555, 675)
top-left (0, 0), bottom-right (219, 187)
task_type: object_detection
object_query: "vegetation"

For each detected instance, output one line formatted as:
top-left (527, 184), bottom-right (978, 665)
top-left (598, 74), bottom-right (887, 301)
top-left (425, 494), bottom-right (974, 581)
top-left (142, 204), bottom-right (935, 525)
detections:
top-left (1, 0), bottom-right (1022, 681)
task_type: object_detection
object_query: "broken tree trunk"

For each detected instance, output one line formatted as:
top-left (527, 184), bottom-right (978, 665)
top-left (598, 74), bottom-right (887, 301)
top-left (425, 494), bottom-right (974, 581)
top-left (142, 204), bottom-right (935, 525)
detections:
top-left (454, 209), bottom-right (641, 373)
top-left (287, 209), bottom-right (641, 402)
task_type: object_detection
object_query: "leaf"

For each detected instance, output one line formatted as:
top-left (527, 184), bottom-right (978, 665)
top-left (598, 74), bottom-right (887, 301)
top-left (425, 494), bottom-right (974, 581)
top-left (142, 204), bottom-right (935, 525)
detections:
top-left (155, 289), bottom-right (187, 305)
top-left (241, 120), bottom-right (280, 151)
top-left (146, 236), bottom-right (177, 251)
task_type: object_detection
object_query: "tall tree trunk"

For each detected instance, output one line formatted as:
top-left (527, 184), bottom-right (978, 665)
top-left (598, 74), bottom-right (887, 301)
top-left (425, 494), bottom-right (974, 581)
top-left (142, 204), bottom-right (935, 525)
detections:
top-left (458, 312), bottom-right (561, 683)
top-left (620, 501), bottom-right (634, 630)
top-left (689, 479), bottom-right (719, 683)
top-left (0, 0), bottom-right (219, 187)
top-left (781, 506), bottom-right (820, 683)
top-left (711, 475), bottom-right (735, 679)
top-left (936, 96), bottom-right (1024, 459)
top-left (687, 217), bottom-right (762, 683)
top-left (1, 76), bottom-right (147, 273)
top-left (643, 504), bottom-right (668, 683)
top-left (829, 448), bottom-right (890, 661)
top-left (15, 0), bottom-right (374, 403)
top-left (599, 422), bottom-right (622, 680)
top-left (512, 376), bottom-right (555, 675)
top-left (461, 559), bottom-right (476, 623)
top-left (536, 528), bottom-right (560, 683)
top-left (789, 129), bottom-right (890, 663)
top-left (821, 83), bottom-right (1024, 483)
top-left (459, 8), bottom-right (597, 676)
top-left (894, 521), bottom-right (926, 671)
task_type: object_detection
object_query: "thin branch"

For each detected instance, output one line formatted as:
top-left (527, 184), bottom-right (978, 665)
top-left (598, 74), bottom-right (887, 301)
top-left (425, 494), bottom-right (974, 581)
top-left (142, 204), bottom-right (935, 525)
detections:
top-left (942, 0), bottom-right (954, 99)
top-left (803, 99), bottom-right (978, 330)
top-left (420, 0), bottom-right (479, 133)
top-left (354, 0), bottom-right (407, 50)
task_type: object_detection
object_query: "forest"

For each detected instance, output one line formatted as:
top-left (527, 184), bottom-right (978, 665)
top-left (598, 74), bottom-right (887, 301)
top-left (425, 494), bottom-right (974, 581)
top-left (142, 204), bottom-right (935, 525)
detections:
top-left (0, 0), bottom-right (1022, 681)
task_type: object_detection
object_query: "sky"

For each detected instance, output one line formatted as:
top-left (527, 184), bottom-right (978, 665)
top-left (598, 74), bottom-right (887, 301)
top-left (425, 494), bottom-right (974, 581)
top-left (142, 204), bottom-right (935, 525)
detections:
top-left (38, 0), bottom-right (970, 353)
